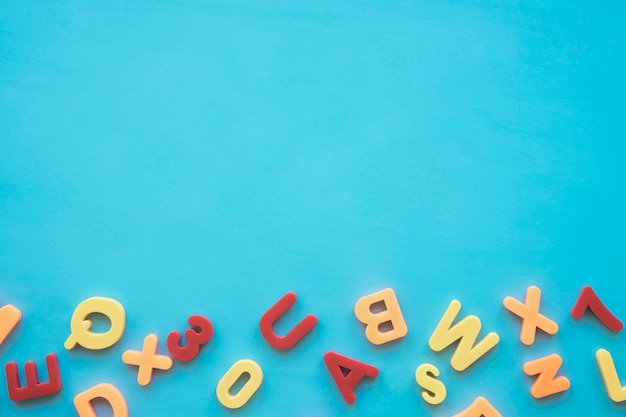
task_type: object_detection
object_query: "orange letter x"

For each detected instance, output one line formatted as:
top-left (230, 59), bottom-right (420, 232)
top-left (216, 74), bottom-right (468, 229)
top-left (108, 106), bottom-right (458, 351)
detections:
top-left (122, 334), bottom-right (173, 386)
top-left (503, 286), bottom-right (558, 346)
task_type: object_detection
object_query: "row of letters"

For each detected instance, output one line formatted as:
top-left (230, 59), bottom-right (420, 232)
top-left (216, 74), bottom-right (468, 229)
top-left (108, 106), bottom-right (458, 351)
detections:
top-left (0, 285), bottom-right (625, 416)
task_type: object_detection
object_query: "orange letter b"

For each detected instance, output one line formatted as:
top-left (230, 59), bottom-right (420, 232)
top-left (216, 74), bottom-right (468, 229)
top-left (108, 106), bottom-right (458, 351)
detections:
top-left (354, 288), bottom-right (408, 345)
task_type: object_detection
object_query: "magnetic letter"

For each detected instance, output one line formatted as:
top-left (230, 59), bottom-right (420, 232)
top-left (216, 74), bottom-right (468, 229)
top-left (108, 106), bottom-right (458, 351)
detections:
top-left (323, 351), bottom-right (378, 404)
top-left (259, 292), bottom-right (317, 350)
top-left (354, 288), bottom-right (408, 345)
top-left (5, 353), bottom-right (62, 401)
top-left (0, 303), bottom-right (22, 347)
top-left (522, 353), bottom-right (570, 398)
top-left (64, 297), bottom-right (126, 350)
top-left (451, 396), bottom-right (502, 417)
top-left (596, 348), bottom-right (626, 402)
top-left (428, 300), bottom-right (500, 371)
top-left (415, 363), bottom-right (446, 405)
top-left (571, 286), bottom-right (623, 332)
top-left (216, 359), bottom-right (263, 409)
top-left (74, 383), bottom-right (128, 417)
top-left (167, 314), bottom-right (214, 362)
top-left (503, 286), bottom-right (558, 345)
top-left (122, 334), bottom-right (173, 386)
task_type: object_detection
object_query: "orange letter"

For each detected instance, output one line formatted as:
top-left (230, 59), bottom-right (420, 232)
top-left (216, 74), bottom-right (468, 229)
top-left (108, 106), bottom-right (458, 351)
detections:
top-left (122, 334), bottom-right (172, 386)
top-left (354, 288), bottom-right (408, 345)
top-left (522, 353), bottom-right (570, 398)
top-left (74, 383), bottom-right (128, 417)
top-left (0, 304), bottom-right (22, 347)
top-left (503, 286), bottom-right (558, 346)
top-left (451, 396), bottom-right (502, 417)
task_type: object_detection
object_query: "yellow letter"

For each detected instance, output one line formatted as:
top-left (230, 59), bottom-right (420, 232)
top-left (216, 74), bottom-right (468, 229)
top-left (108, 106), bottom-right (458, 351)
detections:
top-left (596, 348), bottom-right (626, 402)
top-left (428, 300), bottom-right (499, 371)
top-left (216, 359), bottom-right (263, 409)
top-left (65, 297), bottom-right (126, 350)
top-left (74, 383), bottom-right (128, 417)
top-left (354, 288), bottom-right (408, 345)
top-left (415, 363), bottom-right (446, 405)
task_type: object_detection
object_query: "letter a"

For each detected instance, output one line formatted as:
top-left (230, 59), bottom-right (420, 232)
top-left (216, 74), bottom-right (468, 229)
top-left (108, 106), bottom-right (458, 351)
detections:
top-left (323, 351), bottom-right (378, 404)
top-left (428, 300), bottom-right (499, 371)
top-left (354, 288), bottom-right (408, 345)
top-left (451, 396), bottom-right (502, 417)
top-left (74, 383), bottom-right (128, 417)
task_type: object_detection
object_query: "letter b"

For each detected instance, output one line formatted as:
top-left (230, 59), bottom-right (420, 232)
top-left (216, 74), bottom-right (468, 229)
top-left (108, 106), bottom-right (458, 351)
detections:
top-left (354, 288), bottom-right (408, 345)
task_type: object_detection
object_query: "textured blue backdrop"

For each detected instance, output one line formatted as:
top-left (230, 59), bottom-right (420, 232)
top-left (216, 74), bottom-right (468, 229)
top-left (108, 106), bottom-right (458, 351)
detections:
top-left (1, 1), bottom-right (626, 416)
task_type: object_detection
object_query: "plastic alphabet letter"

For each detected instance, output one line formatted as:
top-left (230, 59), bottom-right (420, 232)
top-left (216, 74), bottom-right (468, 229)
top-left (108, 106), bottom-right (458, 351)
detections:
top-left (216, 359), bottom-right (263, 409)
top-left (415, 363), bottom-right (447, 405)
top-left (323, 351), bottom-right (379, 404)
top-left (167, 314), bottom-right (214, 362)
top-left (451, 396), bottom-right (503, 417)
top-left (0, 303), bottom-right (22, 347)
top-left (5, 353), bottom-right (62, 401)
top-left (74, 383), bottom-right (128, 417)
top-left (64, 297), bottom-right (126, 350)
top-left (503, 286), bottom-right (558, 345)
top-left (571, 286), bottom-right (623, 332)
top-left (596, 348), bottom-right (626, 402)
top-left (259, 292), bottom-right (318, 350)
top-left (354, 288), bottom-right (408, 345)
top-left (428, 300), bottom-right (500, 371)
top-left (522, 354), bottom-right (570, 398)
top-left (122, 334), bottom-right (173, 386)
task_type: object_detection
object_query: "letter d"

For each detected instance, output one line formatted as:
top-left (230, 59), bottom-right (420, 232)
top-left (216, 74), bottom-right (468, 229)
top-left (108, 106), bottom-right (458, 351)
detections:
top-left (74, 383), bottom-right (128, 417)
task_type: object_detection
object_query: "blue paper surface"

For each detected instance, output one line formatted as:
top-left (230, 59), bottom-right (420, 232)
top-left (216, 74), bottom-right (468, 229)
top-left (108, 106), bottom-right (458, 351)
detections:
top-left (1, 1), bottom-right (626, 416)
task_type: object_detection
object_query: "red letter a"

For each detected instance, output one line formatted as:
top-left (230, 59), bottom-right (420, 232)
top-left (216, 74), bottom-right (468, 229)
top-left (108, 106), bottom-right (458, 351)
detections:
top-left (323, 351), bottom-right (378, 404)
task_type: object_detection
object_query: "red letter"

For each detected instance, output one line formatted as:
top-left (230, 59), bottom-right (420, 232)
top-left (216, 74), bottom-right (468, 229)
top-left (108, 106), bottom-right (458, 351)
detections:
top-left (167, 314), bottom-right (213, 362)
top-left (571, 286), bottom-right (623, 332)
top-left (260, 292), bottom-right (317, 350)
top-left (323, 351), bottom-right (378, 404)
top-left (5, 353), bottom-right (62, 401)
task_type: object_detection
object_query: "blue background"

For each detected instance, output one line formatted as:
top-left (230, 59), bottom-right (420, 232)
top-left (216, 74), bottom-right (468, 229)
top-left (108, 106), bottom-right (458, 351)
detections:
top-left (1, 1), bottom-right (626, 416)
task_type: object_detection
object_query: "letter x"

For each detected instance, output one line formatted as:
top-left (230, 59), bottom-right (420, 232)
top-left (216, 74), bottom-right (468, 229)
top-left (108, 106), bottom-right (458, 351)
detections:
top-left (122, 334), bottom-right (172, 386)
top-left (503, 286), bottom-right (558, 346)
